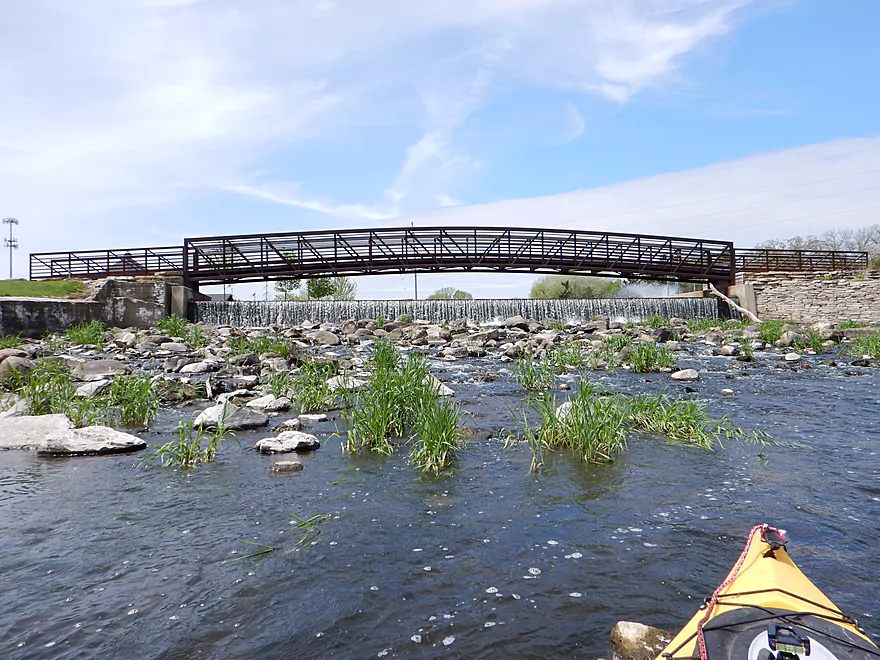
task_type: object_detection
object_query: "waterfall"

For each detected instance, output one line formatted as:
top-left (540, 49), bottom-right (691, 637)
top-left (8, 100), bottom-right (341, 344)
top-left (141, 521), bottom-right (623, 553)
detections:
top-left (191, 298), bottom-right (724, 327)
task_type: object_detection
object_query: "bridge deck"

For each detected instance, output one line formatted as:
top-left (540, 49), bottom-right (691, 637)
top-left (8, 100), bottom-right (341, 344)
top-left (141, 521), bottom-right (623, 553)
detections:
top-left (28, 227), bottom-right (868, 286)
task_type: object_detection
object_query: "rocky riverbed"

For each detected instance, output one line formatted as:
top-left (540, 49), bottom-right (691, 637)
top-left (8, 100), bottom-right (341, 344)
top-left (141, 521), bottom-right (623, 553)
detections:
top-left (0, 313), bottom-right (878, 658)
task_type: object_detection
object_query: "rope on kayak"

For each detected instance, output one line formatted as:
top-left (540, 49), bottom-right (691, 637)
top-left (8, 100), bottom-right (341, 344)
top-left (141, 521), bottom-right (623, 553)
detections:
top-left (696, 523), bottom-right (780, 660)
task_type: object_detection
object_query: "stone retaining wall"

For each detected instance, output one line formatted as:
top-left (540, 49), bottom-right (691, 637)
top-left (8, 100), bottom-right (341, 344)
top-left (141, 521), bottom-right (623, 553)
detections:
top-left (742, 271), bottom-right (880, 323)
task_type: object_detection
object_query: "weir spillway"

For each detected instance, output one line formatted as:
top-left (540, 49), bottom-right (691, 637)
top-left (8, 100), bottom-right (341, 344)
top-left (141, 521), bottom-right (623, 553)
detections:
top-left (191, 297), bottom-right (724, 326)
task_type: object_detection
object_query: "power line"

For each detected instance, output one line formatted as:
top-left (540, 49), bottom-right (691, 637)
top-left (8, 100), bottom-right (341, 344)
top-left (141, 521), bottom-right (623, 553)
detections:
top-left (3, 218), bottom-right (18, 280)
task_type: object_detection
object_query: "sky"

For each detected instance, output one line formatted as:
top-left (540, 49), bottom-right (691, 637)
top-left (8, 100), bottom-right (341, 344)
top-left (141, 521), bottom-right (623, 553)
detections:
top-left (2, 0), bottom-right (879, 299)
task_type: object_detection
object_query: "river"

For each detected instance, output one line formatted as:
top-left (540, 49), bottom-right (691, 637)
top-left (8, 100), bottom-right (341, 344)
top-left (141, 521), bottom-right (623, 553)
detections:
top-left (1, 348), bottom-right (878, 659)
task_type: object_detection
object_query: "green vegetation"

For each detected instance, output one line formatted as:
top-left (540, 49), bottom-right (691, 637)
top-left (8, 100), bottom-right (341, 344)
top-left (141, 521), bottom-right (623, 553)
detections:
top-left (66, 320), bottom-right (107, 348)
top-left (274, 276), bottom-right (357, 301)
top-left (339, 339), bottom-right (465, 474)
top-left (141, 418), bottom-right (235, 468)
top-left (738, 337), bottom-right (755, 360)
top-left (549, 340), bottom-right (591, 372)
top-left (839, 320), bottom-right (866, 329)
top-left (290, 360), bottom-right (336, 413)
top-left (0, 279), bottom-right (85, 298)
top-left (530, 275), bottom-right (623, 299)
top-left (513, 353), bottom-right (555, 391)
top-left (427, 287), bottom-right (473, 300)
top-left (844, 330), bottom-right (880, 359)
top-left (0, 334), bottom-right (22, 349)
top-left (757, 320), bottom-right (789, 345)
top-left (6, 360), bottom-right (160, 428)
top-left (642, 314), bottom-right (670, 329)
top-left (792, 329), bottom-right (828, 354)
top-left (237, 512), bottom-right (330, 559)
top-left (686, 318), bottom-right (749, 333)
top-left (509, 382), bottom-right (772, 470)
top-left (625, 342), bottom-right (676, 373)
top-left (228, 334), bottom-right (295, 358)
top-left (155, 314), bottom-right (189, 336)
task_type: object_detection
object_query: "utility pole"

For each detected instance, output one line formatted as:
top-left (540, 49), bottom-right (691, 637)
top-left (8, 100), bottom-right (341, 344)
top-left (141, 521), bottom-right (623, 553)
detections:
top-left (3, 218), bottom-right (18, 279)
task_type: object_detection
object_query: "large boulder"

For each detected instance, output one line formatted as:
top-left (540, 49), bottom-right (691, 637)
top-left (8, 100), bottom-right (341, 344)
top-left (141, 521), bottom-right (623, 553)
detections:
top-left (502, 315), bottom-right (530, 331)
top-left (0, 414), bottom-right (74, 450)
top-left (38, 426), bottom-right (146, 455)
top-left (326, 375), bottom-right (366, 392)
top-left (0, 348), bottom-right (29, 362)
top-left (308, 330), bottom-right (341, 346)
top-left (194, 403), bottom-right (269, 429)
top-left (254, 431), bottom-right (320, 453)
top-left (609, 621), bottom-right (672, 660)
top-left (245, 394), bottom-right (291, 412)
top-left (0, 356), bottom-right (35, 385)
top-left (72, 359), bottom-right (130, 381)
top-left (670, 369), bottom-right (700, 381)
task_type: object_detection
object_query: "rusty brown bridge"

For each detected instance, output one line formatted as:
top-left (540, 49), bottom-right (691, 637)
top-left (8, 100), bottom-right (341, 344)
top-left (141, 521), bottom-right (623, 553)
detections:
top-left (28, 226), bottom-right (869, 290)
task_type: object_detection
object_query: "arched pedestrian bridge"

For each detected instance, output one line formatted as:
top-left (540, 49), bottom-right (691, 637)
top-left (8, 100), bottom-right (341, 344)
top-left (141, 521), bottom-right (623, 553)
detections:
top-left (29, 226), bottom-right (868, 290)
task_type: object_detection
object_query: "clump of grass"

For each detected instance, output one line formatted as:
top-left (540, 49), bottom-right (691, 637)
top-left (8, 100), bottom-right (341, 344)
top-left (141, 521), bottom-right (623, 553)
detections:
top-left (236, 512), bottom-right (330, 560)
top-left (265, 371), bottom-right (294, 398)
top-left (738, 337), bottom-right (755, 360)
top-left (625, 342), bottom-right (676, 373)
top-left (843, 330), bottom-right (880, 359)
top-left (290, 360), bottom-right (336, 413)
top-left (41, 332), bottom-right (66, 354)
top-left (758, 320), bottom-right (791, 345)
top-left (602, 334), bottom-right (633, 352)
top-left (0, 334), bottom-right (21, 349)
top-left (839, 320), bottom-right (866, 330)
top-left (228, 334), bottom-right (295, 358)
top-left (155, 315), bottom-right (189, 336)
top-left (625, 392), bottom-right (724, 449)
top-left (186, 325), bottom-right (208, 349)
top-left (141, 418), bottom-right (236, 468)
top-left (110, 375), bottom-right (160, 427)
top-left (409, 393), bottom-right (465, 475)
top-left (66, 320), bottom-right (106, 348)
top-left (513, 353), bottom-right (556, 391)
top-left (549, 340), bottom-right (590, 372)
top-left (686, 318), bottom-right (749, 333)
top-left (792, 329), bottom-right (828, 354)
top-left (643, 314), bottom-right (670, 329)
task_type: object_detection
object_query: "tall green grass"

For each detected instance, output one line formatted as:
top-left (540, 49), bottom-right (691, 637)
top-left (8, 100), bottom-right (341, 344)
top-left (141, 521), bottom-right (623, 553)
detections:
top-left (66, 320), bottom-right (107, 348)
top-left (0, 334), bottom-right (22, 349)
top-left (625, 343), bottom-right (676, 373)
top-left (290, 360), bottom-right (336, 413)
top-left (513, 353), bottom-right (555, 391)
top-left (409, 394), bottom-right (465, 475)
top-left (141, 418), bottom-right (236, 468)
top-left (155, 315), bottom-right (189, 336)
top-left (844, 330), bottom-right (880, 359)
top-left (228, 334), bottom-right (295, 358)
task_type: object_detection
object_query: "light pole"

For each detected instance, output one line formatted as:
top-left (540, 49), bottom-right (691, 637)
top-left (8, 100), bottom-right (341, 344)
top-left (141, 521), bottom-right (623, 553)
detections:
top-left (2, 218), bottom-right (18, 279)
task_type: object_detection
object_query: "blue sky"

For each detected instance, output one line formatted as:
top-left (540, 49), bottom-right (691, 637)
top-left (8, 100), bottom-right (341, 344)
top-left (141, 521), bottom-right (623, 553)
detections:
top-left (2, 0), bottom-right (879, 298)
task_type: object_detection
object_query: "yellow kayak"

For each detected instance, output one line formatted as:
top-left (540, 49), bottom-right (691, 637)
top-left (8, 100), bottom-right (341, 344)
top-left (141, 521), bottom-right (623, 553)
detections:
top-left (658, 524), bottom-right (879, 660)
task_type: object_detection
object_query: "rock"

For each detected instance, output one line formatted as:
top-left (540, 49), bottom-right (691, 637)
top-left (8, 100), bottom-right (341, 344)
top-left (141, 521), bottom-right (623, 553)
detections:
top-left (194, 403), bottom-right (269, 429)
top-left (424, 375), bottom-right (455, 397)
top-left (0, 356), bottom-right (35, 384)
top-left (246, 394), bottom-right (291, 412)
top-left (229, 352), bottom-right (260, 366)
top-left (75, 379), bottom-right (112, 397)
top-left (652, 327), bottom-right (674, 343)
top-left (720, 388), bottom-right (735, 396)
top-left (270, 461), bottom-right (304, 473)
top-left (0, 414), bottom-right (75, 450)
top-left (502, 315), bottom-right (530, 330)
top-left (254, 430), bottom-right (320, 453)
top-left (427, 326), bottom-right (452, 341)
top-left (556, 401), bottom-right (573, 422)
top-left (39, 426), bottom-right (146, 455)
top-left (72, 359), bottom-right (130, 381)
top-left (281, 418), bottom-right (303, 431)
top-left (670, 369), bottom-right (700, 381)
top-left (326, 375), bottom-right (366, 392)
top-left (179, 361), bottom-right (214, 375)
top-left (609, 621), bottom-right (672, 660)
top-left (713, 345), bottom-right (737, 356)
top-left (159, 342), bottom-right (189, 353)
top-left (113, 332), bottom-right (138, 348)
top-left (308, 330), bottom-right (341, 346)
top-left (775, 331), bottom-right (806, 348)
top-left (784, 352), bottom-right (801, 362)
top-left (460, 424), bottom-right (492, 440)
top-left (0, 394), bottom-right (29, 419)
top-left (442, 346), bottom-right (468, 359)
top-left (0, 348), bottom-right (28, 362)
top-left (299, 413), bottom-right (328, 423)
top-left (262, 356), bottom-right (290, 372)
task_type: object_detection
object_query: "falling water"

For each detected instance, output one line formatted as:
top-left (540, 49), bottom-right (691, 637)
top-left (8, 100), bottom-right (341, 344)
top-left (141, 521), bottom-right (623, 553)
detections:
top-left (192, 297), bottom-right (724, 326)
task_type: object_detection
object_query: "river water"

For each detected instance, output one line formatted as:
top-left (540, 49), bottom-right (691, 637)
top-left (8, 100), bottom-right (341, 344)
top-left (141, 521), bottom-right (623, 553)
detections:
top-left (1, 349), bottom-right (878, 659)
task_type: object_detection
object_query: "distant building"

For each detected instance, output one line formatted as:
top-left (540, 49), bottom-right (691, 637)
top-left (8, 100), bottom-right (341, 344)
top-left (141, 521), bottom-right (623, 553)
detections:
top-left (206, 293), bottom-right (234, 302)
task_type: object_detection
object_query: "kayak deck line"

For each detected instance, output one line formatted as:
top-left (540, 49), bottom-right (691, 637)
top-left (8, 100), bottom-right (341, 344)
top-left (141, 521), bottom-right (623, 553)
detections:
top-left (657, 524), bottom-right (879, 660)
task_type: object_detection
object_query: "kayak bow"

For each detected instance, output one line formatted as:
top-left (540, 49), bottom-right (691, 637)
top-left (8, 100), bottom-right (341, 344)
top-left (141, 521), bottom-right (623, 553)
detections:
top-left (658, 524), bottom-right (879, 660)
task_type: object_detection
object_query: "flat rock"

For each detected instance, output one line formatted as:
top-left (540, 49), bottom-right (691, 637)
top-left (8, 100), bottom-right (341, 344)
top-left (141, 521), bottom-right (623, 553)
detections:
top-left (39, 426), bottom-right (146, 455)
top-left (281, 418), bottom-right (303, 431)
top-left (326, 375), bottom-right (366, 392)
top-left (720, 388), bottom-right (736, 396)
top-left (159, 342), bottom-right (189, 353)
top-left (609, 621), bottom-right (672, 660)
top-left (784, 352), bottom-right (802, 362)
top-left (229, 352), bottom-right (259, 366)
top-left (194, 403), bottom-right (269, 429)
top-left (72, 359), bottom-right (130, 381)
top-left (75, 379), bottom-right (112, 397)
top-left (179, 361), bottom-right (213, 374)
top-left (0, 348), bottom-right (29, 361)
top-left (246, 394), bottom-right (291, 412)
top-left (299, 413), bottom-right (328, 423)
top-left (254, 431), bottom-right (320, 453)
top-left (670, 369), bottom-right (700, 381)
top-left (0, 356), bottom-right (35, 384)
top-left (308, 330), bottom-right (341, 346)
top-left (0, 414), bottom-right (75, 450)
top-left (270, 461), bottom-right (303, 473)
top-left (424, 375), bottom-right (455, 397)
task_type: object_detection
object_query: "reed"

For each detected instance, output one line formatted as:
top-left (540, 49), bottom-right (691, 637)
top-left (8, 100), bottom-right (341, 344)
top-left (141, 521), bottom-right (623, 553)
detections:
top-left (738, 337), bottom-right (755, 360)
top-left (625, 342), bottom-right (676, 373)
top-left (792, 329), bottom-right (828, 354)
top-left (66, 320), bottom-right (107, 348)
top-left (549, 340), bottom-right (590, 373)
top-left (0, 334), bottom-right (21, 349)
top-left (109, 375), bottom-right (160, 428)
top-left (643, 314), bottom-right (670, 329)
top-left (141, 418), bottom-right (236, 468)
top-left (758, 320), bottom-right (789, 344)
top-left (186, 325), bottom-right (209, 349)
top-left (409, 392), bottom-right (465, 475)
top-left (513, 353), bottom-right (556, 391)
top-left (290, 360), bottom-right (336, 413)
top-left (265, 371), bottom-right (294, 398)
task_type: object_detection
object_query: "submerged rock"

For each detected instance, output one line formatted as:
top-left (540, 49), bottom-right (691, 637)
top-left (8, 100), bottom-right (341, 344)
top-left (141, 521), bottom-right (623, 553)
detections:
top-left (270, 461), bottom-right (304, 473)
top-left (39, 426), bottom-right (146, 455)
top-left (609, 621), bottom-right (672, 660)
top-left (194, 403), bottom-right (269, 429)
top-left (254, 431), bottom-right (320, 453)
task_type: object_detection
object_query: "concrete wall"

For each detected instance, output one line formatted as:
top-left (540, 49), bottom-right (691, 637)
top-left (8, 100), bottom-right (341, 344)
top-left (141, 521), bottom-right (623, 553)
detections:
top-left (739, 271), bottom-right (880, 323)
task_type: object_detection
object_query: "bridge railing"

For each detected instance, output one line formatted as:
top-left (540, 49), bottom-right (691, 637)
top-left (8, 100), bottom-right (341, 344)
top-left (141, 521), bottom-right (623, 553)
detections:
top-left (735, 249), bottom-right (868, 273)
top-left (183, 226), bottom-right (736, 285)
top-left (29, 246), bottom-right (183, 280)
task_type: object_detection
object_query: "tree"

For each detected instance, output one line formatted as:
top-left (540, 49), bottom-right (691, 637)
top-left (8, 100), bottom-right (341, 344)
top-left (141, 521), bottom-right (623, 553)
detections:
top-left (330, 276), bottom-right (357, 301)
top-left (427, 286), bottom-right (473, 300)
top-left (307, 277), bottom-right (357, 300)
top-left (529, 275), bottom-right (623, 299)
top-left (274, 277), bottom-right (302, 301)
